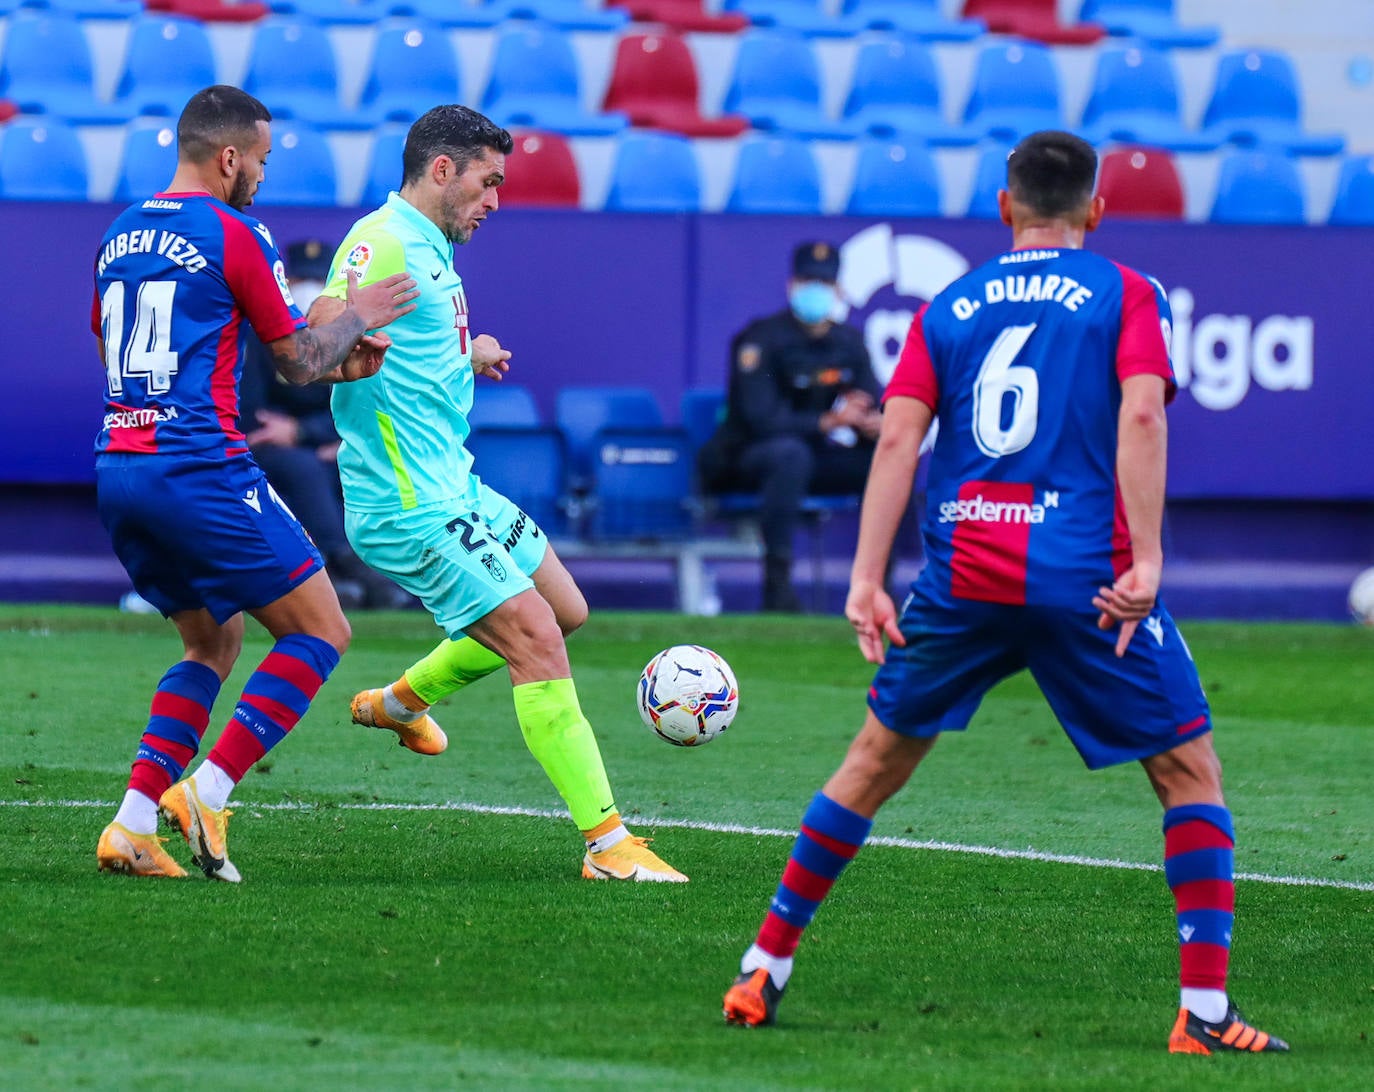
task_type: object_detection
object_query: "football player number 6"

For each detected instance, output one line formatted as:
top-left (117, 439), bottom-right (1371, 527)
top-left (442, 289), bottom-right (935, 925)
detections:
top-left (971, 322), bottom-right (1039, 458)
top-left (101, 280), bottom-right (180, 397)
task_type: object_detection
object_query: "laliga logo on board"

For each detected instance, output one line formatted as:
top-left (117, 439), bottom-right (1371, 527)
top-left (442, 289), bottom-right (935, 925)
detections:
top-left (832, 224), bottom-right (1314, 412)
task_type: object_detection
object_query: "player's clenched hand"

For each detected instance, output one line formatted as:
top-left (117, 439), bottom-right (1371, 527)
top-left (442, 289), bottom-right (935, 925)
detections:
top-left (344, 269), bottom-right (419, 330)
top-left (471, 333), bottom-right (511, 381)
top-left (336, 331), bottom-right (391, 383)
top-left (1093, 558), bottom-right (1162, 658)
top-left (846, 579), bottom-right (906, 665)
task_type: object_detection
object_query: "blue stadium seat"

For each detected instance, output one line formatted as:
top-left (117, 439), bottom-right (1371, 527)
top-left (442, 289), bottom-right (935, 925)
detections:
top-left (113, 14), bottom-right (217, 118)
top-left (268, 0), bottom-right (393, 26)
top-left (725, 134), bottom-right (823, 214)
top-left (481, 23), bottom-right (628, 137)
top-left (1077, 0), bottom-right (1219, 49)
top-left (604, 131), bottom-right (701, 212)
top-left (1201, 49), bottom-right (1344, 157)
top-left (356, 19), bottom-right (461, 127)
top-left (42, 0), bottom-right (143, 19)
top-left (487, 0), bottom-right (629, 30)
top-left (1328, 154), bottom-right (1374, 226)
top-left (0, 10), bottom-right (129, 124)
top-left (962, 40), bottom-right (1063, 143)
top-left (588, 427), bottom-right (696, 541)
top-left (846, 138), bottom-right (942, 218)
top-left (722, 0), bottom-right (860, 38)
top-left (243, 18), bottom-right (367, 132)
top-left (465, 425), bottom-right (568, 535)
top-left (1079, 43), bottom-right (1221, 153)
top-left (0, 117), bottom-right (88, 200)
top-left (679, 387), bottom-right (726, 459)
top-left (360, 125), bottom-right (406, 207)
top-left (842, 36), bottom-right (976, 146)
top-left (555, 386), bottom-right (663, 491)
top-left (472, 383), bottom-right (541, 427)
top-left (842, 0), bottom-right (983, 40)
top-left (965, 142), bottom-right (1011, 219)
top-left (113, 118), bottom-right (179, 202)
top-left (1209, 149), bottom-right (1306, 225)
top-left (252, 122), bottom-right (338, 207)
top-left (723, 30), bottom-right (860, 139)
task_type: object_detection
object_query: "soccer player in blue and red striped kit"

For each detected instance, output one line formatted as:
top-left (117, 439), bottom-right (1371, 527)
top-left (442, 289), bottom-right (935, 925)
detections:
top-left (92, 86), bottom-right (418, 882)
top-left (722, 131), bottom-right (1288, 1055)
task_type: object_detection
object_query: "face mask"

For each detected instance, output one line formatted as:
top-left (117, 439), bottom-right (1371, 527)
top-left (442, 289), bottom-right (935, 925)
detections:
top-left (789, 282), bottom-right (836, 325)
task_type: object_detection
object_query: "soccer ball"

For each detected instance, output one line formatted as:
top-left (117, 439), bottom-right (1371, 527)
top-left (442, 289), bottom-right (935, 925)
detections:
top-left (637, 644), bottom-right (739, 746)
top-left (1349, 567), bottom-right (1374, 624)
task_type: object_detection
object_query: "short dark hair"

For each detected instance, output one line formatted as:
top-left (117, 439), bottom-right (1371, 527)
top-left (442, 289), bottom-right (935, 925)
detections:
top-left (1006, 131), bottom-right (1098, 218)
top-left (401, 105), bottom-right (514, 186)
top-left (176, 85), bottom-right (271, 164)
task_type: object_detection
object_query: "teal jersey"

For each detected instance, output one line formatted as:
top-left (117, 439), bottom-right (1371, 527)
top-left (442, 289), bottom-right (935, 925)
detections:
top-left (323, 193), bottom-right (476, 513)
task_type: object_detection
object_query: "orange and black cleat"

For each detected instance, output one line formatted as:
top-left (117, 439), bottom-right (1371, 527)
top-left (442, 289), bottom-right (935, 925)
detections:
top-left (723, 968), bottom-right (785, 1028)
top-left (1168, 1002), bottom-right (1289, 1055)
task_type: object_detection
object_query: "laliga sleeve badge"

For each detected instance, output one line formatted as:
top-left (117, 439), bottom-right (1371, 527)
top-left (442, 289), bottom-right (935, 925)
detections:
top-left (343, 242), bottom-right (374, 281)
top-left (737, 344), bottom-right (761, 373)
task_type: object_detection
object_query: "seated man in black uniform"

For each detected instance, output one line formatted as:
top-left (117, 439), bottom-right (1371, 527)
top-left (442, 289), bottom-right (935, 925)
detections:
top-left (698, 242), bottom-right (882, 612)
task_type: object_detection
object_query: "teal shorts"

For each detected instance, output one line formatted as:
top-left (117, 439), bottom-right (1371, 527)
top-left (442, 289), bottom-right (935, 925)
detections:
top-left (346, 483), bottom-right (549, 637)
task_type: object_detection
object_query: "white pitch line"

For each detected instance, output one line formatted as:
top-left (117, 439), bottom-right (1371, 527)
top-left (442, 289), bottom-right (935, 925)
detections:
top-left (6, 797), bottom-right (1373, 893)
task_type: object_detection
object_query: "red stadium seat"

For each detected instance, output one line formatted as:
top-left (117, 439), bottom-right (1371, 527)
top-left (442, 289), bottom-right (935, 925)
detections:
top-left (962, 0), bottom-right (1105, 44)
top-left (144, 0), bottom-right (269, 22)
top-left (608, 0), bottom-right (750, 34)
top-left (602, 31), bottom-right (750, 138)
top-left (1096, 145), bottom-right (1184, 219)
top-left (499, 131), bottom-right (581, 208)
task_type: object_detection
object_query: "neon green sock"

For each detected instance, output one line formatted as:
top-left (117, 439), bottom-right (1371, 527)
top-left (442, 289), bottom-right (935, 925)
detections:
top-left (403, 638), bottom-right (506, 706)
top-left (511, 677), bottom-right (616, 832)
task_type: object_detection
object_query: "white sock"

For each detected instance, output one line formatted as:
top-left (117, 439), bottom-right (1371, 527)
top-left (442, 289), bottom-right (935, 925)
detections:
top-left (586, 824), bottom-right (629, 853)
top-left (383, 684), bottom-right (424, 723)
top-left (113, 789), bottom-right (158, 834)
top-left (741, 944), bottom-right (793, 989)
top-left (190, 760), bottom-right (235, 811)
top-left (1181, 987), bottom-right (1228, 1023)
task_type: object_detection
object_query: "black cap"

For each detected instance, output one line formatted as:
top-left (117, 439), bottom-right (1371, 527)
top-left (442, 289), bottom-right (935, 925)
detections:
top-left (285, 238), bottom-right (332, 281)
top-left (791, 240), bottom-right (840, 283)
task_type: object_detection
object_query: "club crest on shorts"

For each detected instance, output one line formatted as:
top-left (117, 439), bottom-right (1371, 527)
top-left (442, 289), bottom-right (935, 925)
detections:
top-left (480, 552), bottom-right (507, 582)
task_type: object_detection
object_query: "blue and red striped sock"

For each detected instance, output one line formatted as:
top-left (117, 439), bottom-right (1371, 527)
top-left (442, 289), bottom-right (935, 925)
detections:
top-left (755, 792), bottom-right (872, 963)
top-left (202, 634), bottom-right (339, 797)
top-left (1163, 803), bottom-right (1235, 997)
top-left (126, 660), bottom-right (221, 806)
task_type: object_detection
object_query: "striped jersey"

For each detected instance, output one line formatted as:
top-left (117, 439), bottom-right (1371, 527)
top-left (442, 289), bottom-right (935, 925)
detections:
top-left (886, 246), bottom-right (1175, 606)
top-left (91, 193), bottom-right (305, 459)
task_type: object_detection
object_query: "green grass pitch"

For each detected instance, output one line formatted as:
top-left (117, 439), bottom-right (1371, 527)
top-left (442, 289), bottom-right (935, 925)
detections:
top-left (1, 605), bottom-right (1371, 1090)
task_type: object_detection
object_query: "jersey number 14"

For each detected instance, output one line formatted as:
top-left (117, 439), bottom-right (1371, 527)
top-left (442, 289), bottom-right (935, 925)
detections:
top-left (101, 280), bottom-right (180, 397)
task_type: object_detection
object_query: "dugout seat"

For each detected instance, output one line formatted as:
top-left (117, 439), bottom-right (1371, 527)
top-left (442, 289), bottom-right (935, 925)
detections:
top-left (465, 425), bottom-right (568, 535)
top-left (356, 19), bottom-right (462, 127)
top-left (1328, 154), bottom-right (1374, 226)
top-left (243, 18), bottom-right (365, 132)
top-left (0, 10), bottom-right (129, 125)
top-left (965, 142), bottom-right (1012, 219)
top-left (499, 131), bottom-right (581, 208)
top-left (725, 134), bottom-right (823, 214)
top-left (251, 122), bottom-right (338, 207)
top-left (0, 117), bottom-right (88, 200)
top-left (601, 31), bottom-right (750, 138)
top-left (1208, 149), bottom-right (1306, 225)
top-left (842, 0), bottom-right (983, 40)
top-left (113, 118), bottom-right (180, 203)
top-left (113, 14), bottom-right (217, 119)
top-left (606, 0), bottom-right (750, 33)
top-left (481, 23), bottom-right (628, 137)
top-left (962, 40), bottom-right (1064, 144)
top-left (555, 386), bottom-right (664, 493)
top-left (604, 131), bottom-right (702, 213)
top-left (1079, 43), bottom-right (1221, 153)
top-left (587, 427), bottom-right (696, 541)
top-left (722, 0), bottom-right (860, 38)
top-left (1077, 0), bottom-right (1219, 49)
top-left (961, 0), bottom-right (1105, 44)
top-left (842, 36), bottom-right (976, 146)
top-left (1201, 49), bottom-right (1345, 157)
top-left (723, 30), bottom-right (860, 140)
top-left (1095, 146), bottom-right (1184, 219)
top-left (472, 383), bottom-right (542, 428)
top-left (846, 138), bottom-right (942, 218)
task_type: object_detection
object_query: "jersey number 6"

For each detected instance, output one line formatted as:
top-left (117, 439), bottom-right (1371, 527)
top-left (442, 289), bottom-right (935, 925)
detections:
top-left (971, 322), bottom-right (1039, 459)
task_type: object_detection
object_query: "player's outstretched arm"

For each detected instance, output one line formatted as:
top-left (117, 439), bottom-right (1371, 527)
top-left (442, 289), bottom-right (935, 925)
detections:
top-left (269, 271), bottom-right (418, 386)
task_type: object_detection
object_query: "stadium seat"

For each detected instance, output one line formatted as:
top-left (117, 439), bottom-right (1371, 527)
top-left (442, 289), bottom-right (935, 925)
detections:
top-left (243, 18), bottom-right (366, 132)
top-left (113, 118), bottom-right (180, 203)
top-left (722, 0), bottom-right (860, 38)
top-left (252, 122), bottom-right (338, 206)
top-left (555, 386), bottom-right (663, 492)
top-left (1209, 149), bottom-right (1306, 225)
top-left (465, 425), bottom-right (568, 535)
top-left (961, 0), bottom-right (1105, 44)
top-left (43, 0), bottom-right (143, 19)
top-left (486, 0), bottom-right (629, 31)
top-left (144, 0), bottom-right (270, 22)
top-left (113, 14), bottom-right (217, 119)
top-left (601, 31), bottom-right (750, 138)
top-left (499, 131), bottom-right (581, 208)
top-left (842, 36), bottom-right (976, 146)
top-left (359, 125), bottom-right (406, 206)
top-left (472, 384), bottom-right (541, 427)
top-left (679, 387), bottom-right (726, 460)
top-left (481, 23), bottom-right (628, 137)
top-left (587, 427), bottom-right (696, 541)
top-left (1328, 154), bottom-right (1374, 226)
top-left (0, 11), bottom-right (130, 125)
top-left (1095, 145), bottom-right (1184, 219)
top-left (1201, 49), bottom-right (1345, 157)
top-left (846, 138), bottom-right (942, 218)
top-left (0, 117), bottom-right (88, 200)
top-left (725, 134), bottom-right (823, 214)
top-left (1077, 0), bottom-right (1219, 49)
top-left (1079, 43), bottom-right (1221, 153)
top-left (723, 30), bottom-right (859, 140)
top-left (606, 0), bottom-right (750, 34)
top-left (380, 0), bottom-right (503, 27)
top-left (965, 142), bottom-right (1011, 219)
top-left (356, 19), bottom-right (461, 127)
top-left (604, 131), bottom-right (702, 213)
top-left (267, 0), bottom-right (391, 26)
top-left (842, 0), bottom-right (983, 41)
top-left (962, 40), bottom-right (1063, 143)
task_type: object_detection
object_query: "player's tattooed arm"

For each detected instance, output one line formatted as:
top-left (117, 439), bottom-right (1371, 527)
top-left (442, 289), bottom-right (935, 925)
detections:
top-left (269, 270), bottom-right (418, 385)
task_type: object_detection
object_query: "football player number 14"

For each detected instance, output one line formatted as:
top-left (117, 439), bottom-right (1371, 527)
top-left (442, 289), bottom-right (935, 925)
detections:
top-left (101, 280), bottom-right (180, 397)
top-left (971, 322), bottom-right (1039, 459)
